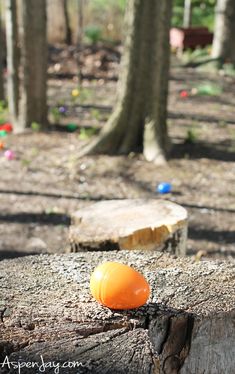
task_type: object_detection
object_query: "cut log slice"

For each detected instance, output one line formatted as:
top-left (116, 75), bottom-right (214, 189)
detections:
top-left (0, 251), bottom-right (234, 373)
top-left (69, 199), bottom-right (188, 256)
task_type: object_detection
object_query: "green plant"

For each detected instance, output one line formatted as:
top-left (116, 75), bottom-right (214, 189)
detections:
top-left (91, 0), bottom-right (126, 12)
top-left (0, 101), bottom-right (8, 124)
top-left (79, 88), bottom-right (93, 103)
top-left (181, 46), bottom-right (211, 65)
top-left (31, 122), bottom-right (41, 131)
top-left (185, 128), bottom-right (198, 144)
top-left (84, 25), bottom-right (102, 44)
top-left (50, 108), bottom-right (61, 123)
top-left (194, 82), bottom-right (222, 96)
top-left (79, 127), bottom-right (97, 140)
top-left (172, 0), bottom-right (216, 31)
top-left (91, 108), bottom-right (101, 120)
top-left (21, 158), bottom-right (31, 168)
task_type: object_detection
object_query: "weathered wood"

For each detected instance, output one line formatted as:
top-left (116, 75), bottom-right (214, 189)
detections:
top-left (69, 199), bottom-right (188, 256)
top-left (0, 251), bottom-right (234, 373)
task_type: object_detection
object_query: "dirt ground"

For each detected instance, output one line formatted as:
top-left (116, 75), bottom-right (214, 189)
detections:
top-left (0, 45), bottom-right (234, 261)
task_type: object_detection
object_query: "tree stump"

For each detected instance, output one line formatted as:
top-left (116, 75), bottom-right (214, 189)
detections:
top-left (68, 199), bottom-right (188, 256)
top-left (0, 251), bottom-right (234, 373)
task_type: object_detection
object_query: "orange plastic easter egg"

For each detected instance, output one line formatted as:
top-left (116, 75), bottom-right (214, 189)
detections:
top-left (90, 262), bottom-right (150, 310)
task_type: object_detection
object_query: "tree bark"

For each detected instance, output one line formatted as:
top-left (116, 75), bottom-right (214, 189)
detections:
top-left (62, 0), bottom-right (72, 45)
top-left (69, 199), bottom-right (188, 256)
top-left (5, 0), bottom-right (19, 120)
top-left (183, 0), bottom-right (192, 28)
top-left (18, 0), bottom-right (48, 130)
top-left (212, 0), bottom-right (235, 64)
top-left (0, 5), bottom-right (4, 101)
top-left (80, 0), bottom-right (172, 164)
top-left (77, 0), bottom-right (84, 45)
top-left (0, 251), bottom-right (235, 373)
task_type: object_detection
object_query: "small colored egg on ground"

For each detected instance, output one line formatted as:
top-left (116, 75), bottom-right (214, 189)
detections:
top-left (0, 130), bottom-right (7, 137)
top-left (0, 142), bottom-right (4, 149)
top-left (4, 149), bottom-right (15, 160)
top-left (157, 182), bottom-right (172, 194)
top-left (67, 123), bottom-right (78, 132)
top-left (71, 89), bottom-right (80, 97)
top-left (90, 262), bottom-right (150, 310)
top-left (0, 123), bottom-right (13, 132)
top-left (58, 106), bottom-right (67, 114)
top-left (180, 90), bottom-right (189, 98)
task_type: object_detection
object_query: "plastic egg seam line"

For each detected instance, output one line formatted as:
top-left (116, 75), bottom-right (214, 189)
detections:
top-left (101, 263), bottom-right (119, 307)
top-left (100, 264), bottom-right (112, 305)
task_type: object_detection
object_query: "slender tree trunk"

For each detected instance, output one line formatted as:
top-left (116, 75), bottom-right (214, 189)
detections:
top-left (18, 0), bottom-right (48, 130)
top-left (0, 4), bottom-right (4, 101)
top-left (77, 0), bottom-right (84, 45)
top-left (212, 0), bottom-right (235, 64)
top-left (62, 0), bottom-right (72, 45)
top-left (77, 0), bottom-right (84, 85)
top-left (183, 0), bottom-right (192, 28)
top-left (80, 0), bottom-right (172, 163)
top-left (5, 0), bottom-right (19, 120)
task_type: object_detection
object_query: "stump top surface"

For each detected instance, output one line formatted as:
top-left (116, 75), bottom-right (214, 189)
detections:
top-left (72, 199), bottom-right (187, 232)
top-left (0, 251), bottom-right (234, 321)
top-left (70, 199), bottom-right (188, 251)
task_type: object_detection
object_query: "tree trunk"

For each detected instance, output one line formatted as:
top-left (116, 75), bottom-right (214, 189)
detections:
top-left (0, 5), bottom-right (4, 101)
top-left (0, 251), bottom-right (235, 373)
top-left (77, 0), bottom-right (84, 45)
top-left (77, 0), bottom-right (84, 84)
top-left (5, 0), bottom-right (19, 120)
top-left (18, 0), bottom-right (48, 131)
top-left (183, 0), bottom-right (192, 28)
top-left (68, 199), bottom-right (188, 256)
top-left (62, 0), bottom-right (72, 45)
top-left (80, 0), bottom-right (172, 164)
top-left (212, 0), bottom-right (235, 64)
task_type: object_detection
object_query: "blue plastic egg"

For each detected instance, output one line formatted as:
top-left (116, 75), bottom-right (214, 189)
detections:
top-left (157, 182), bottom-right (172, 194)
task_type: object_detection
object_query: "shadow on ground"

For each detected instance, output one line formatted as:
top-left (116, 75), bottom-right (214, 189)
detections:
top-left (171, 140), bottom-right (235, 162)
top-left (0, 212), bottom-right (71, 226)
top-left (0, 249), bottom-right (45, 261)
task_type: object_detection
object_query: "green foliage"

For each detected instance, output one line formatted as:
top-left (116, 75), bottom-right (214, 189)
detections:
top-left (194, 82), bottom-right (222, 96)
top-left (79, 127), bottom-right (97, 140)
top-left (172, 0), bottom-right (216, 31)
top-left (31, 122), bottom-right (41, 131)
top-left (21, 158), bottom-right (31, 168)
top-left (185, 128), bottom-right (198, 144)
top-left (0, 101), bottom-right (8, 124)
top-left (79, 87), bottom-right (93, 103)
top-left (181, 46), bottom-right (211, 64)
top-left (84, 25), bottom-right (102, 44)
top-left (89, 0), bottom-right (126, 13)
top-left (91, 108), bottom-right (101, 121)
top-left (50, 108), bottom-right (61, 123)
top-left (222, 63), bottom-right (235, 77)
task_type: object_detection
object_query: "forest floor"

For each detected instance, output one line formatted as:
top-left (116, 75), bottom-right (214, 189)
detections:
top-left (0, 44), bottom-right (234, 261)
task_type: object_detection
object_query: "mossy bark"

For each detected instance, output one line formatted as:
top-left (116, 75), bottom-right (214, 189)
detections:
top-left (81, 0), bottom-right (172, 163)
